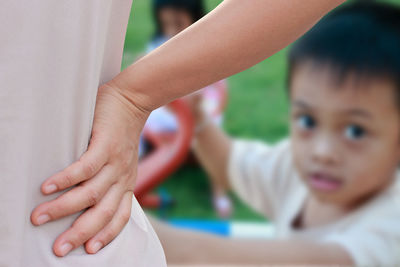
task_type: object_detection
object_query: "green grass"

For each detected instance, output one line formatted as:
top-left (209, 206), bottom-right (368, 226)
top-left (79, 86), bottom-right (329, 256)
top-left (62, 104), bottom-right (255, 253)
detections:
top-left (123, 0), bottom-right (399, 221)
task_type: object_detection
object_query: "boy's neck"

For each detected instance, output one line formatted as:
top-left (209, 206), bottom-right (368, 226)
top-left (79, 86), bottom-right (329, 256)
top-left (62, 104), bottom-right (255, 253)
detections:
top-left (295, 196), bottom-right (351, 230)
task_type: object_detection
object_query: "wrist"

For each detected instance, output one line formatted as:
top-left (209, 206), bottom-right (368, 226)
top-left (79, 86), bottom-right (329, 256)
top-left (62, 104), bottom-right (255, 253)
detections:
top-left (191, 114), bottom-right (214, 149)
top-left (97, 83), bottom-right (150, 128)
top-left (106, 77), bottom-right (153, 115)
top-left (193, 109), bottom-right (208, 126)
top-left (194, 116), bottom-right (214, 135)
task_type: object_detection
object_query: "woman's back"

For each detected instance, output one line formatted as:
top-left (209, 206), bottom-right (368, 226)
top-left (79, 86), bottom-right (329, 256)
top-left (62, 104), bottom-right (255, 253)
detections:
top-left (0, 1), bottom-right (165, 266)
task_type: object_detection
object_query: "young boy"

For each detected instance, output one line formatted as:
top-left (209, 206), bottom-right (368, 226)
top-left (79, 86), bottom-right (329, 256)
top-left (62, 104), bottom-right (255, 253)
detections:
top-left (152, 2), bottom-right (400, 266)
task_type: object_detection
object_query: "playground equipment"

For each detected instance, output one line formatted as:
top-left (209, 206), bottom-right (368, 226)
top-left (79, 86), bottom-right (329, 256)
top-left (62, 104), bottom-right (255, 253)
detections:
top-left (134, 98), bottom-right (194, 208)
top-left (169, 219), bottom-right (275, 239)
top-left (134, 81), bottom-right (228, 209)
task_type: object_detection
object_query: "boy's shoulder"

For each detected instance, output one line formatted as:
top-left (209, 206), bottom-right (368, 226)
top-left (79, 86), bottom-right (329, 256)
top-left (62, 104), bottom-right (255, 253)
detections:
top-left (229, 138), bottom-right (303, 192)
top-left (364, 173), bottom-right (400, 217)
top-left (230, 136), bottom-right (296, 181)
top-left (230, 137), bottom-right (291, 157)
top-left (228, 137), bottom-right (305, 219)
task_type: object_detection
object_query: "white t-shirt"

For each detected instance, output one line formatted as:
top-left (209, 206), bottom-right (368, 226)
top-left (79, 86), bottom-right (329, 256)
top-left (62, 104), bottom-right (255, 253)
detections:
top-left (228, 138), bottom-right (400, 266)
top-left (0, 1), bottom-right (166, 266)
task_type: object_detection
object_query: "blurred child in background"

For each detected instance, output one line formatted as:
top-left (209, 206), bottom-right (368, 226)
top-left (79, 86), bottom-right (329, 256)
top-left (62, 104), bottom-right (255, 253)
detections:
top-left (141, 0), bottom-right (232, 218)
top-left (151, 2), bottom-right (400, 265)
top-left (147, 0), bottom-right (205, 52)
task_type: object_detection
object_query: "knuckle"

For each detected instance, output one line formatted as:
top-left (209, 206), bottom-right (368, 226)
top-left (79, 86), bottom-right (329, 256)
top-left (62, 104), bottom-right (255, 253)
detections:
top-left (46, 203), bottom-right (63, 220)
top-left (74, 229), bottom-right (90, 244)
top-left (102, 229), bottom-right (117, 243)
top-left (86, 188), bottom-right (101, 206)
top-left (46, 210), bottom-right (57, 221)
top-left (120, 152), bottom-right (135, 171)
top-left (81, 160), bottom-right (98, 177)
top-left (101, 208), bottom-right (115, 222)
top-left (120, 211), bottom-right (131, 224)
top-left (120, 157), bottom-right (130, 171)
top-left (126, 173), bottom-right (136, 185)
top-left (62, 173), bottom-right (75, 188)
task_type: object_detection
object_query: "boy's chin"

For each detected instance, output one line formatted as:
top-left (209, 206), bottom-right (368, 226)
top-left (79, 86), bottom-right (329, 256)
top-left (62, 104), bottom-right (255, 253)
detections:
top-left (310, 189), bottom-right (373, 210)
top-left (309, 188), bottom-right (351, 207)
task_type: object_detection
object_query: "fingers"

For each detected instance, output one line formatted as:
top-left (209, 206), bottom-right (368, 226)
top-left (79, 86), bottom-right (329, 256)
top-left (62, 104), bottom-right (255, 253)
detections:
top-left (52, 184), bottom-right (125, 257)
top-left (41, 139), bottom-right (109, 195)
top-left (85, 191), bottom-right (133, 254)
top-left (31, 165), bottom-right (116, 226)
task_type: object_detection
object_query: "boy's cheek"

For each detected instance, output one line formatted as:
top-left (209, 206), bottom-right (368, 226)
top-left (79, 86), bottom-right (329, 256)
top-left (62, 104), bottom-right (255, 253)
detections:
top-left (344, 165), bottom-right (389, 202)
top-left (291, 147), bottom-right (309, 183)
top-left (291, 138), bottom-right (311, 166)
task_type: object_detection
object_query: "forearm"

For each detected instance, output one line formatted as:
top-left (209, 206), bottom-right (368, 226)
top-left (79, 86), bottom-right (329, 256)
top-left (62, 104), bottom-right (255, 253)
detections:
top-left (151, 218), bottom-right (353, 265)
top-left (110, 0), bottom-right (345, 111)
top-left (149, 217), bottom-right (224, 264)
top-left (192, 119), bottom-right (232, 192)
top-left (204, 239), bottom-right (353, 265)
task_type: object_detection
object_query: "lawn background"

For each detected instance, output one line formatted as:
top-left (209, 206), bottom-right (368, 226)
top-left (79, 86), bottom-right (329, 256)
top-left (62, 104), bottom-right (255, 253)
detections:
top-left (122, 0), bottom-right (400, 221)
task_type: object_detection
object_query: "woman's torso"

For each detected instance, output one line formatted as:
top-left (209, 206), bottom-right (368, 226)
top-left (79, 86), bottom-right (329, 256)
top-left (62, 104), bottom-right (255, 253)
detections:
top-left (0, 1), bottom-right (166, 266)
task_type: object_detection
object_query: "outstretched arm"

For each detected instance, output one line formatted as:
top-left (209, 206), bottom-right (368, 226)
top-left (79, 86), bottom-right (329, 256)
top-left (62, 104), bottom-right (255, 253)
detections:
top-left (151, 217), bottom-right (353, 265)
top-left (187, 93), bottom-right (232, 194)
top-left (111, 0), bottom-right (345, 111)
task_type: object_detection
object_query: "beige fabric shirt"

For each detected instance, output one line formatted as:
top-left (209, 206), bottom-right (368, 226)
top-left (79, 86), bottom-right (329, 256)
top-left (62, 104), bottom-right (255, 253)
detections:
top-left (228, 138), bottom-right (400, 266)
top-left (0, 1), bottom-right (166, 266)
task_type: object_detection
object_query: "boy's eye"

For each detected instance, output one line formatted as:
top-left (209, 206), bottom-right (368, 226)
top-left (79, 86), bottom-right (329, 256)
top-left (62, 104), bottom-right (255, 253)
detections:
top-left (345, 124), bottom-right (366, 140)
top-left (296, 115), bottom-right (316, 130)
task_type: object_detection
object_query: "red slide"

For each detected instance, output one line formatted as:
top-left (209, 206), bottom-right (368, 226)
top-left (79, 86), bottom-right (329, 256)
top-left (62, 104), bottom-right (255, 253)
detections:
top-left (135, 81), bottom-right (228, 209)
top-left (134, 99), bottom-right (194, 208)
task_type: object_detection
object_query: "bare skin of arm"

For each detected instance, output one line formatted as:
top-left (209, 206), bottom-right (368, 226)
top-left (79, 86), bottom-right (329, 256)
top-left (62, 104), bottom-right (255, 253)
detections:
top-left (191, 112), bottom-right (232, 193)
top-left (150, 217), bottom-right (353, 265)
top-left (110, 0), bottom-right (345, 111)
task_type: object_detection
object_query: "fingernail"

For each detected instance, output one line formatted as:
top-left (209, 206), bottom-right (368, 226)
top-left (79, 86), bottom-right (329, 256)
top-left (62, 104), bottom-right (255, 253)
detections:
top-left (59, 242), bottom-right (73, 256)
top-left (44, 184), bottom-right (57, 194)
top-left (37, 214), bottom-right (50, 225)
top-left (91, 242), bottom-right (102, 253)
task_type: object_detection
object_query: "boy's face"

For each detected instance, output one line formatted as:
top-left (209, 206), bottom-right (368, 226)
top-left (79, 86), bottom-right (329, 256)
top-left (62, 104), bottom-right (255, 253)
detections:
top-left (290, 62), bottom-right (400, 208)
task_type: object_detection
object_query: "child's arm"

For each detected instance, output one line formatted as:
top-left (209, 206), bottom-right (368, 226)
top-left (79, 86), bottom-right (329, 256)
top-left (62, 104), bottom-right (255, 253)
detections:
top-left (150, 218), bottom-right (353, 265)
top-left (189, 93), bottom-right (232, 194)
top-left (192, 119), bottom-right (234, 217)
top-left (192, 123), bottom-right (232, 192)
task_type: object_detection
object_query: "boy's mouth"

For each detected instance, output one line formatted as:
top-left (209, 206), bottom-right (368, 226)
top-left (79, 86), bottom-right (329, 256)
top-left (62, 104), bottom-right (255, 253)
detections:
top-left (308, 172), bottom-right (343, 192)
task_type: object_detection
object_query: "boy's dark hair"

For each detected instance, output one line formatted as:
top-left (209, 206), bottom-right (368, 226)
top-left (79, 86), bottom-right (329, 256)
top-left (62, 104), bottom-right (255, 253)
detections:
top-left (288, 1), bottom-right (400, 102)
top-left (152, 0), bottom-right (206, 39)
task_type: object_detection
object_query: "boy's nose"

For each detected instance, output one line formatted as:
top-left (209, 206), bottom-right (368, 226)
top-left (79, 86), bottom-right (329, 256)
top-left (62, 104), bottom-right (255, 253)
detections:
top-left (311, 135), bottom-right (339, 166)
